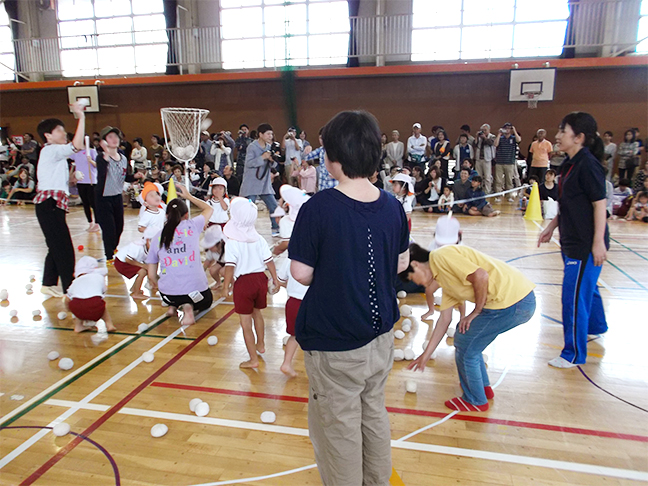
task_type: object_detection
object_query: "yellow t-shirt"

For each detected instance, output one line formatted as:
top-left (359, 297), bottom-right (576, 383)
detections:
top-left (428, 245), bottom-right (535, 311)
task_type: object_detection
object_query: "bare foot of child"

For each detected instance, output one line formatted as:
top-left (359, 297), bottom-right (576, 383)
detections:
top-left (181, 305), bottom-right (195, 327)
top-left (74, 319), bottom-right (90, 333)
top-left (166, 306), bottom-right (177, 317)
top-left (130, 291), bottom-right (146, 300)
top-left (106, 323), bottom-right (117, 332)
top-left (421, 310), bottom-right (434, 320)
top-left (280, 364), bottom-right (297, 378)
top-left (240, 359), bottom-right (259, 369)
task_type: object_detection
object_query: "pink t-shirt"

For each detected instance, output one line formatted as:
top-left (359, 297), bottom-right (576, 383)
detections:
top-left (299, 166), bottom-right (316, 194)
top-left (146, 215), bottom-right (209, 295)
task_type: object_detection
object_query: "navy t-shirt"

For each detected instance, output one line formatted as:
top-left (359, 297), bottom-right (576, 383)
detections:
top-left (558, 147), bottom-right (610, 261)
top-left (288, 188), bottom-right (410, 352)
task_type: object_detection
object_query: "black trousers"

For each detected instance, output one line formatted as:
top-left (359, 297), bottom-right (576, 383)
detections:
top-left (160, 288), bottom-right (213, 312)
top-left (35, 198), bottom-right (75, 292)
top-left (528, 166), bottom-right (547, 184)
top-left (95, 194), bottom-right (124, 260)
top-left (77, 183), bottom-right (95, 223)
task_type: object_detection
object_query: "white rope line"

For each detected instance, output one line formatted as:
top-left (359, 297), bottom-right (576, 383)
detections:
top-left (412, 184), bottom-right (530, 211)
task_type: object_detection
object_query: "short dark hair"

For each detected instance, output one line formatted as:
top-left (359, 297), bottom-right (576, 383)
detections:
top-left (37, 118), bottom-right (65, 143)
top-left (318, 127), bottom-right (324, 136)
top-left (472, 175), bottom-right (483, 184)
top-left (460, 167), bottom-right (471, 174)
top-left (172, 164), bottom-right (184, 174)
top-left (636, 191), bottom-right (648, 200)
top-left (459, 133), bottom-right (468, 140)
top-left (398, 243), bottom-right (430, 282)
top-left (604, 131), bottom-right (613, 137)
top-left (321, 110), bottom-right (381, 179)
top-left (528, 175), bottom-right (539, 183)
top-left (239, 124), bottom-right (249, 130)
top-left (619, 178), bottom-right (631, 187)
top-left (151, 134), bottom-right (161, 143)
top-left (134, 137), bottom-right (143, 145)
top-left (460, 125), bottom-right (471, 132)
top-left (257, 123), bottom-right (273, 134)
top-left (546, 169), bottom-right (556, 177)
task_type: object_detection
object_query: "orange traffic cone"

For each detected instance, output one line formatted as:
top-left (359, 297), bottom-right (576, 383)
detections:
top-left (524, 181), bottom-right (543, 221)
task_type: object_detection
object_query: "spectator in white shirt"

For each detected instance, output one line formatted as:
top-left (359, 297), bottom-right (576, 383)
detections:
top-left (407, 123), bottom-right (427, 169)
top-left (385, 130), bottom-right (405, 168)
top-left (282, 127), bottom-right (303, 186)
top-left (130, 138), bottom-right (148, 165)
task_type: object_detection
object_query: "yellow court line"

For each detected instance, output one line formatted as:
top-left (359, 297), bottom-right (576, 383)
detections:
top-left (390, 467), bottom-right (406, 486)
top-left (540, 342), bottom-right (603, 359)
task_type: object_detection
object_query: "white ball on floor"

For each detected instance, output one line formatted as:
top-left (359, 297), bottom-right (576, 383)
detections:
top-left (195, 401), bottom-right (210, 417)
top-left (9, 310), bottom-right (17, 317)
top-left (47, 351), bottom-right (60, 361)
top-left (394, 330), bottom-right (405, 339)
top-left (0, 289), bottom-right (8, 300)
top-left (207, 336), bottom-right (218, 346)
top-left (189, 398), bottom-right (203, 412)
top-left (25, 284), bottom-right (33, 291)
top-left (446, 327), bottom-right (456, 338)
top-left (52, 423), bottom-right (71, 437)
top-left (405, 380), bottom-right (417, 394)
top-left (57, 312), bottom-right (67, 320)
top-left (150, 424), bottom-right (168, 438)
top-left (397, 290), bottom-right (407, 299)
top-left (260, 411), bottom-right (276, 423)
top-left (402, 323), bottom-right (411, 333)
top-left (31, 309), bottom-right (41, 316)
top-left (393, 349), bottom-right (405, 361)
top-left (137, 323), bottom-right (148, 333)
top-left (142, 352), bottom-right (154, 363)
top-left (282, 335), bottom-right (290, 346)
top-left (404, 348), bottom-right (415, 361)
top-left (402, 318), bottom-right (412, 327)
top-left (482, 353), bottom-right (489, 363)
top-left (400, 305), bottom-right (412, 317)
top-left (29, 275), bottom-right (35, 281)
top-left (58, 358), bottom-right (74, 370)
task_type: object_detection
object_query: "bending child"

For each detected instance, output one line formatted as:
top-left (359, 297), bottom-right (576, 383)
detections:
top-left (114, 225), bottom-right (161, 299)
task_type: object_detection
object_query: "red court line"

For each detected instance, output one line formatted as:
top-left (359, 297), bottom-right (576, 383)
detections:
top-left (20, 309), bottom-right (236, 486)
top-left (150, 382), bottom-right (648, 444)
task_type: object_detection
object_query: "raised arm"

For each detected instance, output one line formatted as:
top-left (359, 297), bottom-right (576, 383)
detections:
top-left (69, 101), bottom-right (86, 151)
top-left (176, 182), bottom-right (213, 221)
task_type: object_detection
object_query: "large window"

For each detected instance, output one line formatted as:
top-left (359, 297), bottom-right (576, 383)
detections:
top-left (57, 0), bottom-right (167, 77)
top-left (638, 0), bottom-right (648, 53)
top-left (411, 0), bottom-right (570, 61)
top-left (219, 0), bottom-right (349, 70)
top-left (0, 8), bottom-right (14, 81)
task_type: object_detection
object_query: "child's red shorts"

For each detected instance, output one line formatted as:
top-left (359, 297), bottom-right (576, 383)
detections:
top-left (233, 272), bottom-right (268, 315)
top-left (114, 258), bottom-right (141, 279)
top-left (285, 297), bottom-right (302, 336)
top-left (68, 296), bottom-right (106, 321)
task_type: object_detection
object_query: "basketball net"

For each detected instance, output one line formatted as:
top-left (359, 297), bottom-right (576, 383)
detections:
top-left (525, 92), bottom-right (541, 109)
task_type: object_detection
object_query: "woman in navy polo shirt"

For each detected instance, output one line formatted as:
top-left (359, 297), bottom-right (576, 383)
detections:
top-left (538, 112), bottom-right (609, 369)
top-left (289, 111), bottom-right (410, 486)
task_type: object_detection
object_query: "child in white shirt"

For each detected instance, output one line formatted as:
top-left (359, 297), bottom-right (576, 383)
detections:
top-left (222, 198), bottom-right (279, 369)
top-left (390, 172), bottom-right (416, 230)
top-left (437, 186), bottom-right (454, 213)
top-left (138, 182), bottom-right (166, 232)
top-left (201, 224), bottom-right (226, 287)
top-left (114, 225), bottom-right (160, 299)
top-left (207, 177), bottom-right (230, 228)
top-left (64, 256), bottom-right (115, 333)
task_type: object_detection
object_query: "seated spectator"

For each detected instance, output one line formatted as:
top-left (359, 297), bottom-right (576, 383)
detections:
top-left (539, 169), bottom-right (558, 201)
top-left (452, 167), bottom-right (472, 212)
top-left (383, 166), bottom-right (401, 195)
top-left (463, 176), bottom-right (499, 217)
top-left (370, 170), bottom-right (383, 189)
top-left (223, 165), bottom-right (240, 197)
top-left (625, 191), bottom-right (648, 222)
top-left (437, 185), bottom-right (454, 213)
top-left (519, 175), bottom-right (539, 211)
top-left (131, 138), bottom-right (148, 165)
top-left (612, 178), bottom-right (633, 215)
top-left (632, 161), bottom-right (648, 193)
top-left (412, 166), bottom-right (428, 206)
top-left (5, 167), bottom-right (35, 205)
top-left (425, 166), bottom-right (445, 213)
top-left (454, 159), bottom-right (478, 181)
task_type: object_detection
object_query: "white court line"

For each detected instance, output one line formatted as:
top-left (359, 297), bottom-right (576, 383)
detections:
top-left (41, 399), bottom-right (648, 483)
top-left (491, 364), bottom-right (510, 389)
top-left (531, 220), bottom-right (614, 295)
top-left (0, 298), bottom-right (223, 469)
top-left (188, 464), bottom-right (318, 486)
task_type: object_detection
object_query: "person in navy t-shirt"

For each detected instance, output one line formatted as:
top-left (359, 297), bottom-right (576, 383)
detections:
top-left (289, 110), bottom-right (410, 486)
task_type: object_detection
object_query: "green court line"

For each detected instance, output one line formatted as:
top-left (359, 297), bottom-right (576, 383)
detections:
top-left (45, 326), bottom-right (195, 341)
top-left (1, 316), bottom-right (170, 428)
top-left (606, 259), bottom-right (648, 292)
top-left (610, 237), bottom-right (648, 263)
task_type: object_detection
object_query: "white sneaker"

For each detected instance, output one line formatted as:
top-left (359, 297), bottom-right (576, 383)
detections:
top-left (41, 286), bottom-right (63, 298)
top-left (494, 197), bottom-right (501, 203)
top-left (587, 334), bottom-right (601, 340)
top-left (548, 357), bottom-right (577, 369)
top-left (507, 197), bottom-right (514, 203)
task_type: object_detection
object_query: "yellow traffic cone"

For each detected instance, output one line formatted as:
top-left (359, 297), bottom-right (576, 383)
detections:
top-left (166, 177), bottom-right (177, 203)
top-left (524, 181), bottom-right (543, 221)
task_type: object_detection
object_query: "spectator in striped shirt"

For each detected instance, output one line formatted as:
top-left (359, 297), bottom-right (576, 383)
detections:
top-left (303, 127), bottom-right (338, 192)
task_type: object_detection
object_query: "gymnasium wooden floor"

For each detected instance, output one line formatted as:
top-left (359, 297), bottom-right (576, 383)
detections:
top-left (1, 198), bottom-right (647, 486)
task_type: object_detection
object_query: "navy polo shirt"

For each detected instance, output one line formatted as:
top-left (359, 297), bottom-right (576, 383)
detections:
top-left (288, 188), bottom-right (410, 352)
top-left (496, 135), bottom-right (517, 165)
top-left (558, 147), bottom-right (609, 261)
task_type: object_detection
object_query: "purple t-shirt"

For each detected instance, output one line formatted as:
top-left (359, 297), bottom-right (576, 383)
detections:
top-left (73, 148), bottom-right (98, 185)
top-left (146, 215), bottom-right (209, 296)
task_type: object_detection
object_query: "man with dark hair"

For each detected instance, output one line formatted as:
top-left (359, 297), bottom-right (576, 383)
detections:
top-left (456, 124), bottom-right (475, 145)
top-left (239, 123), bottom-right (280, 236)
top-left (34, 103), bottom-right (87, 297)
top-left (452, 167), bottom-right (472, 212)
top-left (289, 110), bottom-right (410, 486)
top-left (235, 124), bottom-right (252, 179)
top-left (494, 122), bottom-right (521, 202)
top-left (20, 132), bottom-right (39, 164)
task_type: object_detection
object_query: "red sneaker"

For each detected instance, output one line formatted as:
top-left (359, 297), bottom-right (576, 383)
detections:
top-left (484, 386), bottom-right (494, 399)
top-left (445, 397), bottom-right (489, 412)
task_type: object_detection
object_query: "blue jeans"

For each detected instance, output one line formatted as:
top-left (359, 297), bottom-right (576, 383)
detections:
top-left (560, 253), bottom-right (608, 364)
top-left (454, 291), bottom-right (536, 405)
top-left (249, 194), bottom-right (279, 230)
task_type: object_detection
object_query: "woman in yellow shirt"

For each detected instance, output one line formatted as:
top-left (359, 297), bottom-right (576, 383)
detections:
top-left (401, 243), bottom-right (536, 412)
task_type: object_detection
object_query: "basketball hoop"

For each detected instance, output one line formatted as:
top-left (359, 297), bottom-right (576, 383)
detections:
top-left (160, 107), bottom-right (210, 163)
top-left (524, 91), bottom-right (542, 109)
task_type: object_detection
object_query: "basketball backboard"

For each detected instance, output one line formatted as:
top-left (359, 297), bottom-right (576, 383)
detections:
top-left (67, 85), bottom-right (100, 113)
top-left (509, 68), bottom-right (556, 102)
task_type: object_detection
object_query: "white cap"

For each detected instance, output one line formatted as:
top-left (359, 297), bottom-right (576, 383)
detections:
top-left (223, 197), bottom-right (261, 243)
top-left (279, 184), bottom-right (310, 222)
top-left (413, 123), bottom-right (421, 129)
top-left (270, 206), bottom-right (286, 218)
top-left (434, 215), bottom-right (461, 248)
top-left (201, 224), bottom-right (225, 249)
top-left (74, 256), bottom-right (107, 277)
top-left (209, 177), bottom-right (227, 188)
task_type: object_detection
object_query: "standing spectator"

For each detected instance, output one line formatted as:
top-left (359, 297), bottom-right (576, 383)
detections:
top-left (298, 160), bottom-right (316, 196)
top-left (283, 126), bottom-right (303, 186)
top-left (453, 134), bottom-right (474, 170)
top-left (432, 130), bottom-right (452, 177)
top-left (130, 138), bottom-right (148, 165)
top-left (33, 102), bottom-right (86, 297)
top-left (407, 123), bottom-right (427, 169)
top-left (20, 133), bottom-right (40, 165)
top-left (528, 129), bottom-right (553, 183)
top-left (538, 112), bottom-right (609, 368)
top-left (616, 129), bottom-right (640, 181)
top-left (223, 165), bottom-right (240, 197)
top-left (240, 123), bottom-right (280, 236)
top-left (149, 135), bottom-right (164, 161)
top-left (211, 134), bottom-right (232, 174)
top-left (494, 122), bottom-right (521, 202)
top-left (71, 138), bottom-right (99, 232)
top-left (428, 126), bottom-right (442, 150)
top-left (299, 130), bottom-right (311, 157)
top-left (289, 110), bottom-right (410, 486)
top-left (385, 130), bottom-right (405, 168)
top-left (119, 135), bottom-right (133, 161)
top-left (473, 124), bottom-right (496, 194)
top-left (603, 131), bottom-right (617, 181)
top-left (234, 124), bottom-right (252, 179)
top-left (549, 140), bottom-right (566, 172)
top-left (95, 126), bottom-right (128, 261)
top-left (304, 128), bottom-right (338, 192)
top-left (455, 124), bottom-right (475, 146)
top-left (200, 131), bottom-right (215, 168)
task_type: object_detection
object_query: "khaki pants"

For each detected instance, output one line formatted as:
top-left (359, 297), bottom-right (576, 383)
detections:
top-left (475, 159), bottom-right (492, 194)
top-left (304, 330), bottom-right (394, 486)
top-left (494, 164), bottom-right (516, 194)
